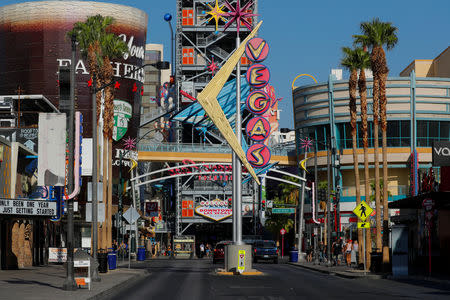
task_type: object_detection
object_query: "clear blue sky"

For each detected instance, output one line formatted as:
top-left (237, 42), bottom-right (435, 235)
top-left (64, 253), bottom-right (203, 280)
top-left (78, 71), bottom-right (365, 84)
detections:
top-left (3, 0), bottom-right (450, 129)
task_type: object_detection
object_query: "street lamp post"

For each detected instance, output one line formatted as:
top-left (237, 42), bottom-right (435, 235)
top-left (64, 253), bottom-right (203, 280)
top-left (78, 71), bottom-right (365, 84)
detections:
top-left (163, 13), bottom-right (174, 77)
top-left (63, 32), bottom-right (77, 290)
top-left (90, 61), bottom-right (169, 276)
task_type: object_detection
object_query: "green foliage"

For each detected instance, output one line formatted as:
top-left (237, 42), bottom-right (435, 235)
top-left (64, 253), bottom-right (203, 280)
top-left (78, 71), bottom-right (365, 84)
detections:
top-left (265, 197), bottom-right (294, 236)
top-left (68, 14), bottom-right (128, 68)
top-left (278, 175), bottom-right (300, 204)
top-left (353, 18), bottom-right (398, 50)
top-left (341, 47), bottom-right (371, 72)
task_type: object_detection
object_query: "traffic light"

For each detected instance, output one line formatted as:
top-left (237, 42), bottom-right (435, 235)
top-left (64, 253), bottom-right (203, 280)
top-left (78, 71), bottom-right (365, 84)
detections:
top-left (261, 199), bottom-right (266, 211)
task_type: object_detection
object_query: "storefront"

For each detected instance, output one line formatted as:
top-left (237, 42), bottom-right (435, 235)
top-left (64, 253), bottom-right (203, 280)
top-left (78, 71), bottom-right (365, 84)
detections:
top-left (389, 191), bottom-right (450, 275)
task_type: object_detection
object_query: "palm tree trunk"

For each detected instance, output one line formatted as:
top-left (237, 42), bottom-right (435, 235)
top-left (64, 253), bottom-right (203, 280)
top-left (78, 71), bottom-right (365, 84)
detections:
top-left (380, 68), bottom-right (390, 266)
top-left (102, 134), bottom-right (108, 250)
top-left (359, 68), bottom-right (369, 266)
top-left (107, 138), bottom-right (113, 248)
top-left (373, 73), bottom-right (381, 254)
top-left (348, 68), bottom-right (363, 265)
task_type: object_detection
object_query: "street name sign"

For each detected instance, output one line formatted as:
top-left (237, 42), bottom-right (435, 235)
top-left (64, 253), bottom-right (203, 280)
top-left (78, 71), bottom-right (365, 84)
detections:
top-left (272, 208), bottom-right (295, 214)
top-left (0, 198), bottom-right (57, 217)
top-left (357, 221), bottom-right (370, 229)
top-left (353, 201), bottom-right (373, 222)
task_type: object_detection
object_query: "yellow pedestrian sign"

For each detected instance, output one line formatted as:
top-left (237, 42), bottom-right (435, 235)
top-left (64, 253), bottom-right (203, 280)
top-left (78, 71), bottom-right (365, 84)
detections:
top-left (357, 221), bottom-right (370, 229)
top-left (353, 201), bottom-right (373, 222)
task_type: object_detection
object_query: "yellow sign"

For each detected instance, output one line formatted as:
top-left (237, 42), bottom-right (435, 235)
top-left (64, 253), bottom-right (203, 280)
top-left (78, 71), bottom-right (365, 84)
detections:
top-left (357, 221), bottom-right (370, 229)
top-left (352, 201), bottom-right (373, 222)
top-left (196, 21), bottom-right (263, 185)
top-left (238, 250), bottom-right (246, 273)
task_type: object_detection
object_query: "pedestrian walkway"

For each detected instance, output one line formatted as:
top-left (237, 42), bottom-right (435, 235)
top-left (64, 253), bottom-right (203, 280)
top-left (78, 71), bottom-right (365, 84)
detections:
top-left (0, 262), bottom-right (149, 300)
top-left (288, 261), bottom-right (384, 279)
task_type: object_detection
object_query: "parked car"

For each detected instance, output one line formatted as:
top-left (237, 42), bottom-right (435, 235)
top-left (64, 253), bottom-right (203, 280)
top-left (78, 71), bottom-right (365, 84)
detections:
top-left (213, 240), bottom-right (232, 264)
top-left (253, 240), bottom-right (278, 263)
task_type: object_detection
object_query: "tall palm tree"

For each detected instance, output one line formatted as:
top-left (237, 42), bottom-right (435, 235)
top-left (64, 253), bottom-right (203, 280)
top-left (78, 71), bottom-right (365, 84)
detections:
top-left (354, 18), bottom-right (398, 266)
top-left (341, 47), bottom-right (363, 263)
top-left (356, 48), bottom-right (371, 266)
top-left (69, 15), bottom-right (128, 249)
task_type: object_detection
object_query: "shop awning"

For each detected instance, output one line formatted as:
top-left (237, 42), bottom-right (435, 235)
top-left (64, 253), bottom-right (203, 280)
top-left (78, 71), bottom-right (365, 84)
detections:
top-left (388, 191), bottom-right (450, 209)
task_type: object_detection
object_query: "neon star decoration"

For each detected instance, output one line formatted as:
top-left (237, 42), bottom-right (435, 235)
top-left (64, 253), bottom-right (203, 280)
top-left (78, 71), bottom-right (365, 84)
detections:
top-left (207, 56), bottom-right (219, 75)
top-left (205, 0), bottom-right (227, 32)
top-left (300, 138), bottom-right (313, 152)
top-left (123, 136), bottom-right (136, 150)
top-left (220, 0), bottom-right (257, 33)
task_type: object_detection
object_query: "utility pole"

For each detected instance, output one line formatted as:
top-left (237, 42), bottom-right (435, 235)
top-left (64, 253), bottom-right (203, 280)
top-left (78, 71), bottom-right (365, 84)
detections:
top-left (62, 33), bottom-right (77, 291)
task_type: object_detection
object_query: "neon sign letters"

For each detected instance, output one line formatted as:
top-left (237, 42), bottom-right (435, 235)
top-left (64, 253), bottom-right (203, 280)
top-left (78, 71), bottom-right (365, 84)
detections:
top-left (245, 37), bottom-right (272, 168)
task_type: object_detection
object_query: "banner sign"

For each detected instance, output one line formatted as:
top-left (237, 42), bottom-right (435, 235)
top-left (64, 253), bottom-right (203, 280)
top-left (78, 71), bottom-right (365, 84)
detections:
top-left (432, 141), bottom-right (450, 166)
top-left (195, 199), bottom-right (232, 221)
top-left (245, 37), bottom-right (272, 169)
top-left (0, 198), bottom-right (57, 217)
top-left (48, 247), bottom-right (67, 263)
top-left (145, 201), bottom-right (159, 217)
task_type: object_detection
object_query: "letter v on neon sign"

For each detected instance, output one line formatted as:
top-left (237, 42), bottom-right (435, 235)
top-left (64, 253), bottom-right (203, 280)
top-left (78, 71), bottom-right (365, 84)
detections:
top-left (196, 21), bottom-right (263, 185)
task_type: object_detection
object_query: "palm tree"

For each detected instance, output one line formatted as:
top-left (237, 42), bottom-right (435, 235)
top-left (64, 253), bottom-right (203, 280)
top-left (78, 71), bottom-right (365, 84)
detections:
top-left (69, 15), bottom-right (128, 249)
top-left (354, 18), bottom-right (398, 266)
top-left (356, 48), bottom-right (371, 266)
top-left (341, 47), bottom-right (363, 263)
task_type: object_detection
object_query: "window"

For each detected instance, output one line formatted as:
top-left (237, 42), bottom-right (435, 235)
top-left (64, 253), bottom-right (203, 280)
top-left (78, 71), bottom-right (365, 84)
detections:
top-left (182, 9), bottom-right (194, 26)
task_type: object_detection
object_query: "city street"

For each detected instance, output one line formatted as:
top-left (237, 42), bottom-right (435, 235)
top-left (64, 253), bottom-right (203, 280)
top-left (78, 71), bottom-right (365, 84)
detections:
top-left (110, 259), bottom-right (450, 300)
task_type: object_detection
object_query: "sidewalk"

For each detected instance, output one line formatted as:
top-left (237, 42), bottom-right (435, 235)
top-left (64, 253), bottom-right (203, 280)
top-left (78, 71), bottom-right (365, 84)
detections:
top-left (0, 261), bottom-right (149, 300)
top-left (287, 261), bottom-right (384, 279)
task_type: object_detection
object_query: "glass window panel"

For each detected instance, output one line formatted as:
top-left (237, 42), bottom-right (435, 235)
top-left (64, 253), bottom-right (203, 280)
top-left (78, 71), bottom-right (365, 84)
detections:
top-left (429, 121), bottom-right (439, 138)
top-left (417, 121), bottom-right (427, 138)
top-left (401, 121), bottom-right (410, 138)
top-left (401, 138), bottom-right (410, 147)
top-left (440, 122), bottom-right (450, 140)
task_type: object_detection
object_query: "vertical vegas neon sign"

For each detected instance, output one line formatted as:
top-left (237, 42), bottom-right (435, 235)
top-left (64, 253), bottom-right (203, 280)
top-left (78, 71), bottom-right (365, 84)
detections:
top-left (245, 38), bottom-right (271, 168)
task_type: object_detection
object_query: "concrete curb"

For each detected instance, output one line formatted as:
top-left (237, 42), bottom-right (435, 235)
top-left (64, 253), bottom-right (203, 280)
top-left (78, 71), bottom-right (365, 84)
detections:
top-left (87, 269), bottom-right (150, 300)
top-left (287, 262), bottom-right (383, 279)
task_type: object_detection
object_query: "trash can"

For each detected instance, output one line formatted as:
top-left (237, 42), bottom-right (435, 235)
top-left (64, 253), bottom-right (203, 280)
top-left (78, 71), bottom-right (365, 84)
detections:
top-left (370, 251), bottom-right (382, 273)
top-left (107, 251), bottom-right (117, 270)
top-left (137, 247), bottom-right (146, 261)
top-left (289, 250), bottom-right (299, 262)
top-left (98, 252), bottom-right (108, 273)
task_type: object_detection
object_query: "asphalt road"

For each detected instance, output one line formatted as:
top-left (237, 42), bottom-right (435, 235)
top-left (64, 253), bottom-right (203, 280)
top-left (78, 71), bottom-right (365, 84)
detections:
top-left (110, 259), bottom-right (450, 300)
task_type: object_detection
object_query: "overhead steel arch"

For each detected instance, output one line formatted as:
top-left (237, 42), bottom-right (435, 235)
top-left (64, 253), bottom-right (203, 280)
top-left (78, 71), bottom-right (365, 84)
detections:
top-left (128, 162), bottom-right (309, 190)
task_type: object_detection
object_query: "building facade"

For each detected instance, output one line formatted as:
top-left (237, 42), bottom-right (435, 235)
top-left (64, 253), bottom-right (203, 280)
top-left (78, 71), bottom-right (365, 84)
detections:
top-left (293, 48), bottom-right (450, 241)
top-left (0, 0), bottom-right (148, 268)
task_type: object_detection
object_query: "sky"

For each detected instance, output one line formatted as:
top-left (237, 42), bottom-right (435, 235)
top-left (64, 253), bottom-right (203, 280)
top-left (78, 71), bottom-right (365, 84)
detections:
top-left (2, 0), bottom-right (450, 129)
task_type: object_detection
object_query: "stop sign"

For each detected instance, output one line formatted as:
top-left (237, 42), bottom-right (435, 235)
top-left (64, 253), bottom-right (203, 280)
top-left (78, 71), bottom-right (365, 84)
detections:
top-left (280, 228), bottom-right (286, 235)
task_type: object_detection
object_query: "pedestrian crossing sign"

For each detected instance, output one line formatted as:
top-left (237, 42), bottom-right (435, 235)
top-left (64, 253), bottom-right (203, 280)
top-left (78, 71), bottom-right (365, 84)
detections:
top-left (238, 250), bottom-right (245, 273)
top-left (357, 221), bottom-right (370, 229)
top-left (353, 201), bottom-right (373, 222)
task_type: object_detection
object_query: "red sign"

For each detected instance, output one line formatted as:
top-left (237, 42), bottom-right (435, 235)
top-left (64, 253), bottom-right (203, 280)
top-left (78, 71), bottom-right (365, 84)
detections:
top-left (280, 228), bottom-right (286, 235)
top-left (246, 143), bottom-right (271, 168)
top-left (246, 117), bottom-right (271, 142)
top-left (246, 64), bottom-right (270, 89)
top-left (245, 38), bottom-right (269, 62)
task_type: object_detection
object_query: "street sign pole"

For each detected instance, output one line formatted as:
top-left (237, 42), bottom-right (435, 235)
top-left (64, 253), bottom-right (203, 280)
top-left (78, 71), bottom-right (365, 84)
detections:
top-left (363, 227), bottom-right (366, 275)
